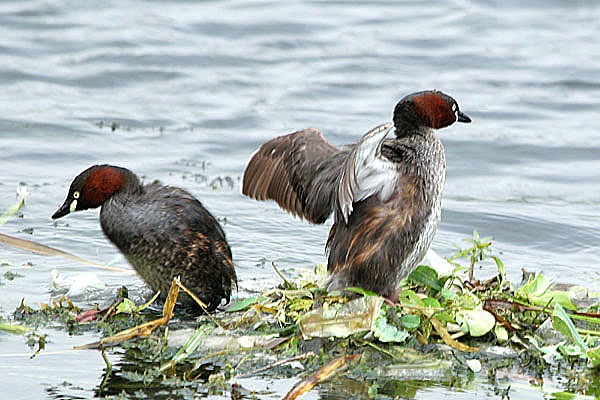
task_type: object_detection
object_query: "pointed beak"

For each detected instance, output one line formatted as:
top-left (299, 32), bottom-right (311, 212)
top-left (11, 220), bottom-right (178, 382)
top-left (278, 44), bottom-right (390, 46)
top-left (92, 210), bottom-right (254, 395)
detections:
top-left (51, 201), bottom-right (71, 220)
top-left (457, 111), bottom-right (471, 123)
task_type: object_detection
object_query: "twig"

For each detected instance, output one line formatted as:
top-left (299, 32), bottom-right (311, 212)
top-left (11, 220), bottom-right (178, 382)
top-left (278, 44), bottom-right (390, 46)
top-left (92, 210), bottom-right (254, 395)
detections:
top-left (358, 339), bottom-right (396, 359)
top-left (575, 328), bottom-right (600, 337)
top-left (234, 353), bottom-right (252, 372)
top-left (283, 354), bottom-right (360, 400)
top-left (101, 347), bottom-right (112, 369)
top-left (450, 331), bottom-right (466, 340)
top-left (0, 232), bottom-right (134, 275)
top-left (98, 347), bottom-right (112, 396)
top-left (235, 352), bottom-right (315, 379)
top-left (531, 296), bottom-right (554, 327)
top-left (483, 301), bottom-right (516, 332)
top-left (272, 261), bottom-right (292, 287)
top-left (176, 279), bottom-right (226, 331)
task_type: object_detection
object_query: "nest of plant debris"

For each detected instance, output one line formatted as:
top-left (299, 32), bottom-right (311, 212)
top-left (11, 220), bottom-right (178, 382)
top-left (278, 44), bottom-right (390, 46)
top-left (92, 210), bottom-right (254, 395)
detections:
top-left (5, 232), bottom-right (600, 398)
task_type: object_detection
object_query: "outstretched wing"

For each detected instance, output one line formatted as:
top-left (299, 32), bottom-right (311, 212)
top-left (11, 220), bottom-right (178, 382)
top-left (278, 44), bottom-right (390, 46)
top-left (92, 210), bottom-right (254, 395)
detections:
top-left (337, 122), bottom-right (395, 223)
top-left (242, 128), bottom-right (345, 224)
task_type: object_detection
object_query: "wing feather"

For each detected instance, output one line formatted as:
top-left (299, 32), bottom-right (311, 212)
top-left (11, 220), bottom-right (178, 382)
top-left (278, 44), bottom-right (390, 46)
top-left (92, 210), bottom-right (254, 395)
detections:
top-left (242, 128), bottom-right (341, 224)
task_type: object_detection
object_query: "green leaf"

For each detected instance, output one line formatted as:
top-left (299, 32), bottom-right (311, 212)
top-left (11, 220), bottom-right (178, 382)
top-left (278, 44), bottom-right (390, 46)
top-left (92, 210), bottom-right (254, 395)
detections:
top-left (516, 273), bottom-right (576, 310)
top-left (552, 303), bottom-right (587, 352)
top-left (586, 346), bottom-right (600, 368)
top-left (494, 325), bottom-right (509, 342)
top-left (422, 297), bottom-right (441, 308)
top-left (396, 290), bottom-right (425, 307)
top-left (408, 265), bottom-right (442, 291)
top-left (372, 308), bottom-right (409, 343)
top-left (116, 298), bottom-right (138, 314)
top-left (160, 325), bottom-right (212, 371)
top-left (288, 298), bottom-right (314, 312)
top-left (434, 311), bottom-right (456, 324)
top-left (399, 314), bottom-right (421, 330)
top-left (492, 256), bottom-right (505, 280)
top-left (344, 287), bottom-right (379, 297)
top-left (440, 288), bottom-right (458, 301)
top-left (517, 273), bottom-right (550, 298)
top-left (0, 191), bottom-right (26, 227)
top-left (226, 296), bottom-right (268, 313)
top-left (0, 322), bottom-right (30, 334)
top-left (535, 290), bottom-right (577, 311)
top-left (457, 294), bottom-right (477, 310)
top-left (550, 392), bottom-right (579, 400)
top-left (455, 309), bottom-right (496, 337)
top-left (560, 344), bottom-right (585, 357)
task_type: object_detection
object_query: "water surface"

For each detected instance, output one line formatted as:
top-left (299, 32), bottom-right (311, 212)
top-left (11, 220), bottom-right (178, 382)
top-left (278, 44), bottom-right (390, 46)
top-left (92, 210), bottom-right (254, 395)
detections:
top-left (1, 0), bottom-right (599, 398)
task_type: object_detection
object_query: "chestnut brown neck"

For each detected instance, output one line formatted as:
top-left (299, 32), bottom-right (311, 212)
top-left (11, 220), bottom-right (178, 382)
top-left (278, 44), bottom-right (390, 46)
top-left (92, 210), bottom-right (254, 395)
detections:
top-left (412, 92), bottom-right (455, 130)
top-left (393, 91), bottom-right (455, 136)
top-left (81, 165), bottom-right (140, 208)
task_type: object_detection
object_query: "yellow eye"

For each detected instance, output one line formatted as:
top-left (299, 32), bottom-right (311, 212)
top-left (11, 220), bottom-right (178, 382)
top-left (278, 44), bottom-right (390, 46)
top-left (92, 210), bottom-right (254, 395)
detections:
top-left (73, 191), bottom-right (80, 199)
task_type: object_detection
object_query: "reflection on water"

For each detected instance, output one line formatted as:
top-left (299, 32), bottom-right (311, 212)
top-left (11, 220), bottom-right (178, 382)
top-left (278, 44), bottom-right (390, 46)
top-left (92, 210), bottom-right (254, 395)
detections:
top-left (1, 0), bottom-right (599, 398)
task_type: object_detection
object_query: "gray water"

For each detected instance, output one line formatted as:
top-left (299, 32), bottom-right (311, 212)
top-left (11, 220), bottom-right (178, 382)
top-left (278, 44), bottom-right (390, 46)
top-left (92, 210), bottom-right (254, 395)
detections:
top-left (1, 0), bottom-right (599, 398)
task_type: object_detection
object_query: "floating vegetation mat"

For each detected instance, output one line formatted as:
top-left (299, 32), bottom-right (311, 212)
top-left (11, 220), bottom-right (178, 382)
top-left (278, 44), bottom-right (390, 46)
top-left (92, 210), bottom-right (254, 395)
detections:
top-left (3, 233), bottom-right (600, 399)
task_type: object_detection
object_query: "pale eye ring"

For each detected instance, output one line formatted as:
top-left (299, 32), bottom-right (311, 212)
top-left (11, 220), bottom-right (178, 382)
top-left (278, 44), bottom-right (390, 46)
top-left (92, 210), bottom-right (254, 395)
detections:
top-left (73, 191), bottom-right (80, 199)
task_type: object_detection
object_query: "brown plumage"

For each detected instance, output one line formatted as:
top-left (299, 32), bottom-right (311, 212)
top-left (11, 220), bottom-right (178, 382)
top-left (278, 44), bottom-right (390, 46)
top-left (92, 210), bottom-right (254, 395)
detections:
top-left (243, 90), bottom-right (471, 299)
top-left (52, 165), bottom-right (237, 312)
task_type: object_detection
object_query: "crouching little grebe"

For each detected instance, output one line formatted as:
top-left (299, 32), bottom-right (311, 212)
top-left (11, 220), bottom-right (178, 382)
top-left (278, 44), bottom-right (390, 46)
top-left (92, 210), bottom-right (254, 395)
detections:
top-left (52, 165), bottom-right (237, 312)
top-left (242, 90), bottom-right (471, 300)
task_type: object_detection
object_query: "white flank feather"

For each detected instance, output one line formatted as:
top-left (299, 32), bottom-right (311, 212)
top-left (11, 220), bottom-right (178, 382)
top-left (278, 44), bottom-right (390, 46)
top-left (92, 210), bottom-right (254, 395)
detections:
top-left (338, 122), bottom-right (395, 223)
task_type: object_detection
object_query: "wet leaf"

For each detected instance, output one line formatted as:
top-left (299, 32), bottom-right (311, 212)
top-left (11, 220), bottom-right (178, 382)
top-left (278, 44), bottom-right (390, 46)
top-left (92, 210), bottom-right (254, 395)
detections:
top-left (430, 317), bottom-right (479, 352)
top-left (0, 322), bottom-right (30, 334)
top-left (396, 290), bottom-right (425, 307)
top-left (0, 190), bottom-right (26, 226)
top-left (552, 303), bottom-right (587, 352)
top-left (494, 325), bottom-right (509, 342)
top-left (516, 273), bottom-right (576, 310)
top-left (466, 359), bottom-right (481, 373)
top-left (422, 297), bottom-right (441, 308)
top-left (226, 296), bottom-right (269, 312)
top-left (586, 346), bottom-right (600, 368)
top-left (116, 298), bottom-right (138, 314)
top-left (160, 324), bottom-right (212, 372)
top-left (408, 265), bottom-right (442, 290)
top-left (344, 287), bottom-right (379, 297)
top-left (441, 288), bottom-right (458, 301)
top-left (455, 309), bottom-right (495, 337)
top-left (399, 314), bottom-right (421, 330)
top-left (372, 307), bottom-right (409, 343)
top-left (299, 296), bottom-right (383, 339)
